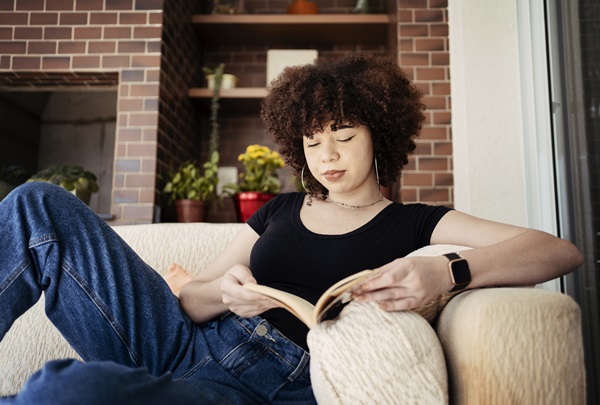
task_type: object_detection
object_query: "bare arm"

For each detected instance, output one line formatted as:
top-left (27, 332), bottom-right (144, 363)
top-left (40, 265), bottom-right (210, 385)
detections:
top-left (354, 210), bottom-right (583, 311)
top-left (178, 224), bottom-right (275, 324)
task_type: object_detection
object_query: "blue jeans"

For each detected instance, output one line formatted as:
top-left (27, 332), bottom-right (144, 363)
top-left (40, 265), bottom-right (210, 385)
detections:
top-left (0, 183), bottom-right (315, 404)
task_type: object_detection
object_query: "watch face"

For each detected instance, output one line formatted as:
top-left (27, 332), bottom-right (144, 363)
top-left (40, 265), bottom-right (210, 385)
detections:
top-left (451, 259), bottom-right (471, 285)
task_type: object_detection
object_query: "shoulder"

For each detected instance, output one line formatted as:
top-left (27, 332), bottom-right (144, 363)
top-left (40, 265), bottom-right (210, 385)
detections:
top-left (246, 192), bottom-right (304, 234)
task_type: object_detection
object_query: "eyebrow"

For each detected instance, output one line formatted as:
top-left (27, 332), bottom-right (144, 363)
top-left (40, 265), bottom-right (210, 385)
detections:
top-left (331, 123), bottom-right (353, 131)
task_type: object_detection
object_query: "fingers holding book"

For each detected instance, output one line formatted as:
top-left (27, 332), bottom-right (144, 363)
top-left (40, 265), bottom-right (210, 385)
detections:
top-left (221, 264), bottom-right (280, 318)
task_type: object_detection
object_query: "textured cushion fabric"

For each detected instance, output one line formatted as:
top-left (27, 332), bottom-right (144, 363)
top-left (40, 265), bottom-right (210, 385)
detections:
top-left (437, 287), bottom-right (586, 405)
top-left (309, 302), bottom-right (448, 404)
top-left (307, 244), bottom-right (471, 405)
top-left (0, 222), bottom-right (244, 396)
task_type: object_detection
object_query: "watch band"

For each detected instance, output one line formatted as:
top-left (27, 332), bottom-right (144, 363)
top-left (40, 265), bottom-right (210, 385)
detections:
top-left (443, 252), bottom-right (471, 292)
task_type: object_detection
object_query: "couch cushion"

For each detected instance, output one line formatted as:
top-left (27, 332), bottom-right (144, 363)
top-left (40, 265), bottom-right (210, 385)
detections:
top-left (307, 244), bottom-right (470, 404)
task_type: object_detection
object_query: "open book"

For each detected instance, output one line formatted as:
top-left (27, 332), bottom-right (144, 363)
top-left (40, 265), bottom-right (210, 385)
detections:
top-left (243, 269), bottom-right (375, 329)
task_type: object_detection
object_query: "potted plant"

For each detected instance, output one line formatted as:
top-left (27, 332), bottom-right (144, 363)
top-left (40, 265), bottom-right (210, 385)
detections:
top-left (203, 63), bottom-right (238, 91)
top-left (0, 165), bottom-right (28, 202)
top-left (27, 164), bottom-right (99, 205)
top-left (163, 152), bottom-right (220, 223)
top-left (224, 144), bottom-right (285, 222)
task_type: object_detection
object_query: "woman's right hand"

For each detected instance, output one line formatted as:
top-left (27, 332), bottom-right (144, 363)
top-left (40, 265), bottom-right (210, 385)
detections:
top-left (220, 264), bottom-right (278, 318)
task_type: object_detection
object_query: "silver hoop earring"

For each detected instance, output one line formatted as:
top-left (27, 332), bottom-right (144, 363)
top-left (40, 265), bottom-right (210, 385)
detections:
top-left (301, 164), bottom-right (308, 192)
top-left (301, 164), bottom-right (313, 206)
top-left (374, 158), bottom-right (380, 185)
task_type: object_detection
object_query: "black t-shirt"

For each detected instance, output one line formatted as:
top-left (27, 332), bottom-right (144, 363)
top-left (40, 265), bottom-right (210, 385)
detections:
top-left (247, 192), bottom-right (452, 351)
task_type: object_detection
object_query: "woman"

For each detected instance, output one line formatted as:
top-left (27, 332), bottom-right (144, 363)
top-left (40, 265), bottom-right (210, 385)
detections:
top-left (0, 55), bottom-right (582, 404)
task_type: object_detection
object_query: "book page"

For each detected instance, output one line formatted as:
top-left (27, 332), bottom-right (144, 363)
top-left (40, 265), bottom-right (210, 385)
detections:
top-left (243, 283), bottom-right (317, 328)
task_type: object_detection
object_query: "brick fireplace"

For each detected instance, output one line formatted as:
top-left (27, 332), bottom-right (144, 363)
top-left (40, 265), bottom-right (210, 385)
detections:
top-left (0, 0), bottom-right (452, 225)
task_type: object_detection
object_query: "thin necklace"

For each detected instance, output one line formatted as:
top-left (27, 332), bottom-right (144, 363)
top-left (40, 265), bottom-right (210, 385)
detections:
top-left (326, 192), bottom-right (384, 209)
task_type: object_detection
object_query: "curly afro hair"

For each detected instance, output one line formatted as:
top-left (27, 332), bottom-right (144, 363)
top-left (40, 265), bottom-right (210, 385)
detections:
top-left (261, 54), bottom-right (425, 196)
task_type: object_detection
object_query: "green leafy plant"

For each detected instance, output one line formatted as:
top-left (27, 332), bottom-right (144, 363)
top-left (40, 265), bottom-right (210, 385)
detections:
top-left (0, 165), bottom-right (28, 186)
top-left (202, 63), bottom-right (225, 155)
top-left (27, 164), bottom-right (99, 194)
top-left (225, 144), bottom-right (285, 194)
top-left (163, 151), bottom-right (220, 204)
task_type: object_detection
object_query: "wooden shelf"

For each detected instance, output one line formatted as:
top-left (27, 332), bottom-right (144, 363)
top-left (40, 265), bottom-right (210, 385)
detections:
top-left (192, 14), bottom-right (391, 46)
top-left (188, 87), bottom-right (268, 114)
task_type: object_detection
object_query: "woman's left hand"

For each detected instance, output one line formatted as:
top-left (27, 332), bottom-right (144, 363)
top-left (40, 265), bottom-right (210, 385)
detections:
top-left (351, 256), bottom-right (452, 311)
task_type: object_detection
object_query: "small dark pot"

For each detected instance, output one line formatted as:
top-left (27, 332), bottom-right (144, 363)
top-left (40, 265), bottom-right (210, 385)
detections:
top-left (175, 199), bottom-right (207, 223)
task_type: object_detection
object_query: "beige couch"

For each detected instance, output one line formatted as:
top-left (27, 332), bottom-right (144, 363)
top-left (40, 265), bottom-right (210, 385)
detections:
top-left (0, 223), bottom-right (586, 404)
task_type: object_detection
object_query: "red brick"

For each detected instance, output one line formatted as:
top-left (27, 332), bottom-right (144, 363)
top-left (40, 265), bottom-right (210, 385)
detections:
top-left (430, 23), bottom-right (449, 37)
top-left (431, 52), bottom-right (449, 66)
top-left (44, 27), bottom-right (72, 39)
top-left (14, 27), bottom-right (42, 39)
top-left (106, 0), bottom-right (134, 11)
top-left (103, 55), bottom-right (130, 68)
top-left (88, 41), bottom-right (116, 53)
top-left (0, 41), bottom-right (26, 54)
top-left (0, 56), bottom-right (9, 68)
top-left (430, 0), bottom-right (448, 8)
top-left (60, 12), bottom-right (89, 25)
top-left (28, 41), bottom-right (57, 53)
top-left (30, 12), bottom-right (59, 25)
top-left (72, 55), bottom-right (100, 68)
top-left (402, 173), bottom-right (433, 187)
top-left (0, 28), bottom-right (12, 39)
top-left (434, 172), bottom-right (453, 187)
top-left (104, 26), bottom-right (132, 39)
top-left (432, 111), bottom-right (451, 125)
top-left (12, 56), bottom-right (40, 69)
top-left (129, 112), bottom-right (158, 126)
top-left (90, 12), bottom-right (118, 25)
top-left (124, 174), bottom-right (154, 188)
top-left (119, 12), bottom-right (147, 25)
top-left (415, 10), bottom-right (444, 23)
top-left (418, 157), bottom-right (448, 171)
top-left (0, 2), bottom-right (13, 10)
top-left (114, 190), bottom-right (139, 203)
top-left (128, 143), bottom-right (156, 157)
top-left (399, 24), bottom-right (428, 38)
top-left (420, 126), bottom-right (448, 140)
top-left (42, 56), bottom-right (70, 69)
top-left (147, 40), bottom-right (160, 53)
top-left (0, 12), bottom-right (28, 24)
top-left (74, 26), bottom-right (102, 39)
top-left (398, 38), bottom-right (413, 52)
top-left (118, 98), bottom-right (143, 111)
top-left (398, 0), bottom-right (428, 8)
top-left (58, 41), bottom-right (86, 53)
top-left (121, 204), bottom-right (154, 219)
top-left (142, 127), bottom-right (157, 141)
top-left (133, 26), bottom-right (161, 39)
top-left (432, 82), bottom-right (450, 96)
top-left (130, 83), bottom-right (159, 97)
top-left (416, 67), bottom-right (446, 81)
top-left (398, 10), bottom-right (413, 23)
top-left (75, 0), bottom-right (103, 10)
top-left (131, 55), bottom-right (160, 67)
top-left (148, 12), bottom-right (162, 24)
top-left (135, 0), bottom-right (163, 11)
top-left (413, 140), bottom-right (432, 155)
top-left (118, 40), bottom-right (146, 53)
top-left (118, 128), bottom-right (142, 141)
top-left (15, 0), bottom-right (44, 10)
top-left (434, 141), bottom-right (452, 156)
top-left (399, 52), bottom-right (429, 67)
top-left (419, 188), bottom-right (450, 203)
top-left (422, 95), bottom-right (447, 110)
top-left (145, 68), bottom-right (160, 82)
top-left (415, 38), bottom-right (446, 51)
top-left (46, 0), bottom-right (75, 11)
top-left (398, 187), bottom-right (417, 203)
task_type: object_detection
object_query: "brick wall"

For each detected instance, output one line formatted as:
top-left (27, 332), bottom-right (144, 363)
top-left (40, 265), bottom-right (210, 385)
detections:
top-left (0, 0), bottom-right (166, 224)
top-left (0, 0), bottom-right (452, 224)
top-left (396, 0), bottom-right (452, 207)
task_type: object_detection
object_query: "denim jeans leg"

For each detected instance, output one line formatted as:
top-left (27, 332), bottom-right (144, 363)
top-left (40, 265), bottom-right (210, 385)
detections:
top-left (0, 183), bottom-right (202, 375)
top-left (0, 359), bottom-right (239, 405)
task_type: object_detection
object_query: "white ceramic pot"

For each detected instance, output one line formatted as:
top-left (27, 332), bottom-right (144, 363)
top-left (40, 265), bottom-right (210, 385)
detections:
top-left (206, 74), bottom-right (238, 90)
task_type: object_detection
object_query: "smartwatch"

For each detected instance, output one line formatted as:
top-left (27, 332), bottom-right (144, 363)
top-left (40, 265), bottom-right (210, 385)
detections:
top-left (443, 252), bottom-right (471, 292)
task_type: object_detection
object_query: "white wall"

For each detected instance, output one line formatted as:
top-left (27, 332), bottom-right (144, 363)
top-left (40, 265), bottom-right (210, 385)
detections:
top-left (448, 0), bottom-right (528, 226)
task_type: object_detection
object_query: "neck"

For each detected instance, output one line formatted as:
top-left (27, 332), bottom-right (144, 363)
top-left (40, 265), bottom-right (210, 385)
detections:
top-left (325, 190), bottom-right (384, 209)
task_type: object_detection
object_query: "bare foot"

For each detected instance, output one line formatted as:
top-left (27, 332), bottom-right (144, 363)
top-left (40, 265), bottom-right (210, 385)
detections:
top-left (164, 263), bottom-right (193, 297)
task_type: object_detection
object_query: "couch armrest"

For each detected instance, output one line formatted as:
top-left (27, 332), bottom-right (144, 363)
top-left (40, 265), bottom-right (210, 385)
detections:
top-left (436, 288), bottom-right (585, 405)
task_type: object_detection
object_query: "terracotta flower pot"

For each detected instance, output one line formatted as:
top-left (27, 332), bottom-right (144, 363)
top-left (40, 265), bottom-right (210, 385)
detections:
top-left (287, 0), bottom-right (319, 14)
top-left (234, 192), bottom-right (275, 223)
top-left (175, 199), bottom-right (207, 223)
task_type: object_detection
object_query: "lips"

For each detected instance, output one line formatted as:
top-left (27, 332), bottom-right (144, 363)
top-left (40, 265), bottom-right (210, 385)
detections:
top-left (322, 170), bottom-right (345, 181)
